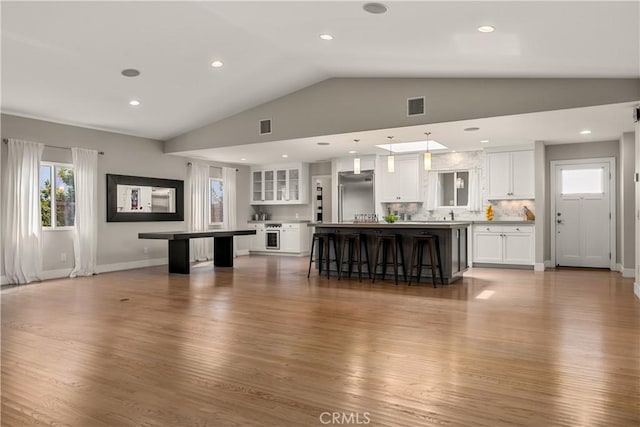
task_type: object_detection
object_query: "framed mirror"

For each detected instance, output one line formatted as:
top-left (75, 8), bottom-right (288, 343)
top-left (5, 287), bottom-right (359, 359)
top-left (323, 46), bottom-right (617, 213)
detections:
top-left (107, 174), bottom-right (184, 222)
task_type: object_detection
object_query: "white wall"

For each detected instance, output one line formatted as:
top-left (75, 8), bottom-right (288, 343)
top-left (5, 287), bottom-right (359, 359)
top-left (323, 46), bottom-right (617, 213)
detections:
top-left (0, 114), bottom-right (251, 280)
top-left (619, 132), bottom-right (636, 275)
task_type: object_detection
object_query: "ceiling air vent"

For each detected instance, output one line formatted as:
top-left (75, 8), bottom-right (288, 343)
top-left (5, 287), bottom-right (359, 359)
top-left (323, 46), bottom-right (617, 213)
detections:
top-left (259, 119), bottom-right (272, 135)
top-left (407, 97), bottom-right (425, 117)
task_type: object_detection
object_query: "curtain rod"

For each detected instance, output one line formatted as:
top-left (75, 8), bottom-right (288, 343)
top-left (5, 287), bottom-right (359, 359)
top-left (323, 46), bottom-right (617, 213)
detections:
top-left (2, 138), bottom-right (105, 155)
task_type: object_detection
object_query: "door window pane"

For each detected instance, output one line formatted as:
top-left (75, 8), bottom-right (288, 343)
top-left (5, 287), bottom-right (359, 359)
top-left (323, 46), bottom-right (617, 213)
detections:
top-left (562, 168), bottom-right (603, 194)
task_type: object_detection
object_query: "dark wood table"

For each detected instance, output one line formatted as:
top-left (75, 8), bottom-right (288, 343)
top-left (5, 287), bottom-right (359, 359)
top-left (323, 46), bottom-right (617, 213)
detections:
top-left (138, 230), bottom-right (256, 274)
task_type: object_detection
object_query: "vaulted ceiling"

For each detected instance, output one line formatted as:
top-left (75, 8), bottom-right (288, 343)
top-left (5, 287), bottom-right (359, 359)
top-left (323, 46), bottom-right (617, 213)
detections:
top-left (2, 1), bottom-right (639, 141)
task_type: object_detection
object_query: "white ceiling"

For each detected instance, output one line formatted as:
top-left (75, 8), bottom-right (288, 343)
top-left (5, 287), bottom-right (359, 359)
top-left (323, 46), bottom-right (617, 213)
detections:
top-left (173, 102), bottom-right (639, 165)
top-left (2, 1), bottom-right (639, 140)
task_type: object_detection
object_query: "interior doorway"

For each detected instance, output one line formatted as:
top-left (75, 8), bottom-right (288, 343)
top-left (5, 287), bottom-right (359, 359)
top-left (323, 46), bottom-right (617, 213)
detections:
top-left (551, 158), bottom-right (615, 269)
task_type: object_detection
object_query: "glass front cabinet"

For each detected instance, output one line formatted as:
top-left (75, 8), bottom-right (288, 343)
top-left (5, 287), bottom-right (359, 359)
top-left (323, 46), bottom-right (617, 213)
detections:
top-left (251, 163), bottom-right (308, 205)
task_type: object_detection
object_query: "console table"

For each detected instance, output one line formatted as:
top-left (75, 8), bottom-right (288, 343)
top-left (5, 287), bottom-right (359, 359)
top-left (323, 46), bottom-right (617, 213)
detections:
top-left (138, 229), bottom-right (256, 274)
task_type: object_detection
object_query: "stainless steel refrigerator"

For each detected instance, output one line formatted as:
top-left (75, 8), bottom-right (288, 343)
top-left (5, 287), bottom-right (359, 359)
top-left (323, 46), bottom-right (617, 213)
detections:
top-left (338, 170), bottom-right (375, 222)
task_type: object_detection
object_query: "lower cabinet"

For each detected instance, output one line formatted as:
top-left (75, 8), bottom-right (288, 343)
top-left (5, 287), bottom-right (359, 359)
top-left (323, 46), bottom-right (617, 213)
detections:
top-left (249, 223), bottom-right (310, 255)
top-left (473, 224), bottom-right (534, 267)
top-left (248, 223), bottom-right (266, 251)
top-left (280, 224), bottom-right (301, 253)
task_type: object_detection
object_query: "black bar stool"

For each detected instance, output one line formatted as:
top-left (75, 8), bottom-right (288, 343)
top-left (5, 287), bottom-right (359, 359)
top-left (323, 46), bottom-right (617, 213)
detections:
top-left (371, 234), bottom-right (406, 285)
top-left (408, 234), bottom-right (444, 287)
top-left (338, 234), bottom-right (371, 281)
top-left (307, 232), bottom-right (339, 278)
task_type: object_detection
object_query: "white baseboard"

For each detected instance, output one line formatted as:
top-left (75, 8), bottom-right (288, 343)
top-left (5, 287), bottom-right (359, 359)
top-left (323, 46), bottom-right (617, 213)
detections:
top-left (96, 257), bottom-right (167, 274)
top-left (621, 268), bottom-right (635, 278)
top-left (1, 258), bottom-right (169, 286)
top-left (41, 268), bottom-right (74, 281)
top-left (236, 249), bottom-right (250, 256)
top-left (634, 282), bottom-right (640, 299)
top-left (544, 260), bottom-right (552, 268)
top-left (534, 263), bottom-right (546, 271)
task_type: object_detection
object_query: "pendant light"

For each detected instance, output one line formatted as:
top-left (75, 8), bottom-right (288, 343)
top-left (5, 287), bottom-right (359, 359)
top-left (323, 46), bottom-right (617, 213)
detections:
top-left (387, 136), bottom-right (395, 173)
top-left (423, 131), bottom-right (432, 171)
top-left (353, 139), bottom-right (361, 174)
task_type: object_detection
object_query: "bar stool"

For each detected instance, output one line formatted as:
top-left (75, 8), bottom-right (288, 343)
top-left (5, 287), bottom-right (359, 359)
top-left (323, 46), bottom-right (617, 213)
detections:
top-left (338, 234), bottom-right (371, 281)
top-left (408, 234), bottom-right (444, 287)
top-left (371, 234), bottom-right (406, 285)
top-left (307, 232), bottom-right (339, 279)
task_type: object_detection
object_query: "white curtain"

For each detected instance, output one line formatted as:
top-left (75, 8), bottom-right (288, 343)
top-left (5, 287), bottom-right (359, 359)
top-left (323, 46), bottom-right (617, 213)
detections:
top-left (188, 162), bottom-right (210, 261)
top-left (2, 139), bottom-right (44, 284)
top-left (468, 168), bottom-right (482, 212)
top-left (222, 167), bottom-right (237, 256)
top-left (70, 147), bottom-right (98, 277)
top-left (425, 171), bottom-right (439, 211)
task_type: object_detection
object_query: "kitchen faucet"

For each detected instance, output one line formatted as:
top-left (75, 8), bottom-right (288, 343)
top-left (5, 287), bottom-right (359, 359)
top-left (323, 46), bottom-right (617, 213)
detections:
top-left (449, 210), bottom-right (455, 221)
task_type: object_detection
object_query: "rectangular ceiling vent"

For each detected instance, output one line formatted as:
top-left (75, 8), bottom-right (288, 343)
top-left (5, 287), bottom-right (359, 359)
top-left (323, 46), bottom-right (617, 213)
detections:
top-left (259, 119), bottom-right (272, 135)
top-left (407, 97), bottom-right (425, 117)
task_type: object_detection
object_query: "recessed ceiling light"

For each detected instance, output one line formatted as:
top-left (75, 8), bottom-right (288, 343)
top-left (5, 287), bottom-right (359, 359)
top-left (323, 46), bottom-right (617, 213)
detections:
top-left (129, 99), bottom-right (141, 106)
top-left (363, 2), bottom-right (388, 14)
top-left (210, 60), bottom-right (224, 68)
top-left (317, 142), bottom-right (330, 146)
top-left (319, 34), bottom-right (334, 41)
top-left (121, 68), bottom-right (140, 77)
top-left (477, 25), bottom-right (496, 33)
top-left (240, 158), bottom-right (247, 161)
top-left (348, 150), bottom-right (357, 154)
top-left (480, 140), bottom-right (489, 143)
top-left (580, 130), bottom-right (592, 135)
top-left (282, 154), bottom-right (289, 158)
top-left (464, 127), bottom-right (480, 132)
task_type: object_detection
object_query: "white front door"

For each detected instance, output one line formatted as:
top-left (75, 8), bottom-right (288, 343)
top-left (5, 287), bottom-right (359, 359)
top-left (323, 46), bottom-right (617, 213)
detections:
top-left (554, 161), bottom-right (612, 268)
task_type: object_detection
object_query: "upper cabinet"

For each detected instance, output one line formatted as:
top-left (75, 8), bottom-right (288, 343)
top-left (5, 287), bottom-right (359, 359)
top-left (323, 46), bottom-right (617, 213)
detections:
top-left (251, 163), bottom-right (309, 205)
top-left (486, 150), bottom-right (534, 200)
top-left (378, 154), bottom-right (421, 202)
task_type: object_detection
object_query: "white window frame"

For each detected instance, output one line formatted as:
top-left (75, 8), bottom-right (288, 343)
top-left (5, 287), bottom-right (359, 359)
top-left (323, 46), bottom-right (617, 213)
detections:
top-left (437, 170), bottom-right (470, 209)
top-left (209, 177), bottom-right (224, 226)
top-left (40, 161), bottom-right (75, 231)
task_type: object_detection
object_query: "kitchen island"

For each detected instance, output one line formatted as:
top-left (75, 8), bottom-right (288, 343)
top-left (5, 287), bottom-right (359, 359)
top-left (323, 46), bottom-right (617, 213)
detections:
top-left (312, 222), bottom-right (470, 284)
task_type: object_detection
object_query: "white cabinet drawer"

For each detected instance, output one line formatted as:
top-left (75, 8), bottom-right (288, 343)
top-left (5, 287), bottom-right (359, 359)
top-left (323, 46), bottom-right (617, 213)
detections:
top-left (502, 225), bottom-right (533, 234)
top-left (476, 225), bottom-right (503, 233)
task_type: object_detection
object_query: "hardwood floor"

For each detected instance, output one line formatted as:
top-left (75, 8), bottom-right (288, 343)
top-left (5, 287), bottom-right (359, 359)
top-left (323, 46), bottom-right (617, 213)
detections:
top-left (2, 256), bottom-right (639, 426)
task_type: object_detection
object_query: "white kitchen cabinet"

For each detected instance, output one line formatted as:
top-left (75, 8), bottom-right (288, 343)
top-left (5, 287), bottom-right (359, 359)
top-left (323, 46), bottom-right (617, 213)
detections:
top-left (473, 224), bottom-right (534, 267)
top-left (486, 150), bottom-right (534, 200)
top-left (280, 224), bottom-right (300, 253)
top-left (248, 223), bottom-right (265, 251)
top-left (379, 154), bottom-right (420, 202)
top-left (251, 163), bottom-right (308, 205)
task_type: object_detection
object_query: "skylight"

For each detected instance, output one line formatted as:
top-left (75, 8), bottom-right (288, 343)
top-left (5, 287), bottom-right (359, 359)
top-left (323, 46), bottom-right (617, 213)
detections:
top-left (375, 139), bottom-right (448, 153)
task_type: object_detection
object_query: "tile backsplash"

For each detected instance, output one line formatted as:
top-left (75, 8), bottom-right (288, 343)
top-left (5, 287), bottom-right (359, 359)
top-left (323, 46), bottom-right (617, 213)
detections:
top-left (383, 150), bottom-right (536, 221)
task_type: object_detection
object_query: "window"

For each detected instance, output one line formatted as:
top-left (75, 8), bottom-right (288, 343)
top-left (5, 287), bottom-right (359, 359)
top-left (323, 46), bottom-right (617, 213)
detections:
top-left (210, 178), bottom-right (224, 225)
top-left (561, 168), bottom-right (603, 194)
top-left (40, 162), bottom-right (75, 228)
top-left (438, 171), bottom-right (469, 208)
